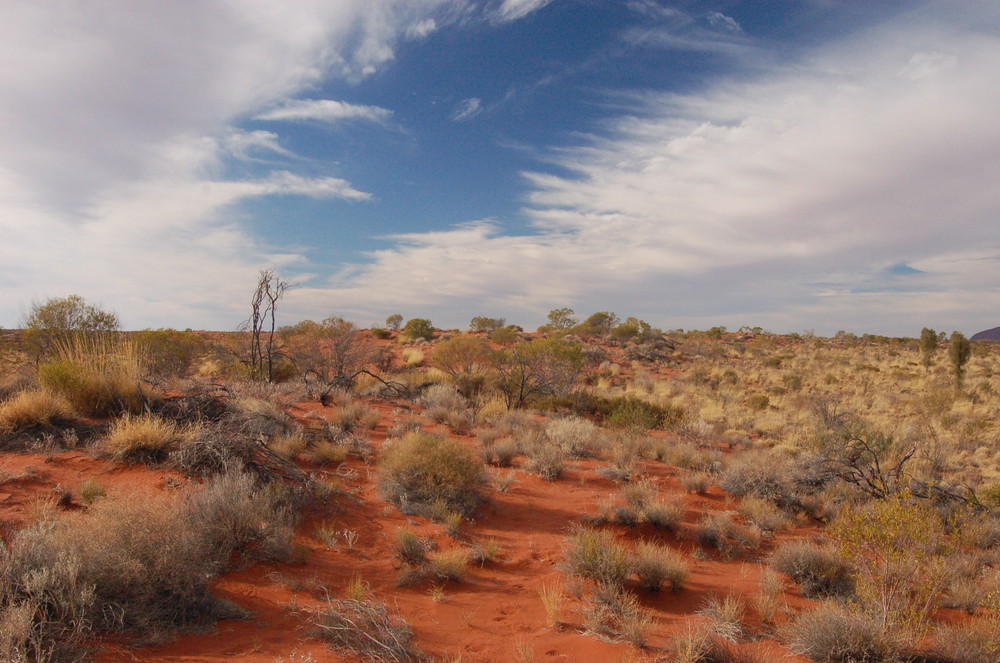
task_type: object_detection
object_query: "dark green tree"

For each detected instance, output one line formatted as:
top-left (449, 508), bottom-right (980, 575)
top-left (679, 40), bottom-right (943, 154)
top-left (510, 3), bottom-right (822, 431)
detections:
top-left (948, 331), bottom-right (971, 391)
top-left (402, 318), bottom-right (435, 341)
top-left (919, 327), bottom-right (938, 370)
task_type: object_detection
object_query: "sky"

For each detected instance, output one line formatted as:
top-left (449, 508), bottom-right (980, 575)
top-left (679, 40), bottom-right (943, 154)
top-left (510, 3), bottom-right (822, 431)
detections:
top-left (2, 0), bottom-right (999, 336)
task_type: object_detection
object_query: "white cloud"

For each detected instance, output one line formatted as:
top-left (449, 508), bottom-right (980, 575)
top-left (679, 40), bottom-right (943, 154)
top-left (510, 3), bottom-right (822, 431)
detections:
top-left (255, 99), bottom-right (393, 124)
top-left (452, 97), bottom-right (483, 121)
top-left (313, 4), bottom-right (1000, 335)
top-left (706, 12), bottom-right (742, 34)
top-left (0, 0), bottom-right (455, 329)
top-left (407, 18), bottom-right (438, 39)
top-left (492, 0), bottom-right (556, 23)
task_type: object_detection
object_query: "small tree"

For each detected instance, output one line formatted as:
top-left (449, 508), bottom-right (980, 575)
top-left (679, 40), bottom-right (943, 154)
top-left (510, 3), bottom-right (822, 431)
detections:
top-left (948, 331), bottom-right (971, 391)
top-left (282, 316), bottom-right (382, 401)
top-left (401, 318), bottom-right (435, 342)
top-left (239, 269), bottom-right (291, 382)
top-left (918, 328), bottom-right (937, 370)
top-left (21, 295), bottom-right (120, 360)
top-left (573, 311), bottom-right (619, 338)
top-left (433, 335), bottom-right (492, 398)
top-left (830, 494), bottom-right (951, 637)
top-left (538, 307), bottom-right (577, 334)
top-left (493, 337), bottom-right (584, 409)
top-left (469, 316), bottom-right (505, 333)
top-left (385, 314), bottom-right (403, 331)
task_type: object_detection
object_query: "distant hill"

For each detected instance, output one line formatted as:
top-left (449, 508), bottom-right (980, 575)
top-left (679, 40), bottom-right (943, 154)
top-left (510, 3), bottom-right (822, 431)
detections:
top-left (971, 326), bottom-right (1000, 341)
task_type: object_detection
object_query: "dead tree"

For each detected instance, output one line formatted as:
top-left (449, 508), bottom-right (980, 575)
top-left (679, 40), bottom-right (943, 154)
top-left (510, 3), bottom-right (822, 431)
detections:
top-left (240, 269), bottom-right (291, 382)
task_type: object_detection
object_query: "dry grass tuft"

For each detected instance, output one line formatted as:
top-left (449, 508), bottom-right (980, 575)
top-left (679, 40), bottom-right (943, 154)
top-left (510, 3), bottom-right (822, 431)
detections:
top-left (103, 413), bottom-right (196, 463)
top-left (37, 335), bottom-right (153, 416)
top-left (562, 526), bottom-right (632, 586)
top-left (0, 389), bottom-right (75, 434)
top-left (310, 596), bottom-right (422, 663)
top-left (633, 541), bottom-right (689, 592)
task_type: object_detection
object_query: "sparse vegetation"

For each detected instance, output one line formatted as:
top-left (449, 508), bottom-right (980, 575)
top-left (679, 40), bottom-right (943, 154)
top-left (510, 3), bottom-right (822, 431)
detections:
top-left (2, 310), bottom-right (1000, 663)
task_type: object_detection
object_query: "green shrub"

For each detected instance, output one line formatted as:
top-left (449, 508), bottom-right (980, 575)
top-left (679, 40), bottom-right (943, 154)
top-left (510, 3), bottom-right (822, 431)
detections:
top-left (401, 318), bottom-right (435, 341)
top-left (378, 433), bottom-right (487, 517)
top-left (133, 328), bottom-right (208, 378)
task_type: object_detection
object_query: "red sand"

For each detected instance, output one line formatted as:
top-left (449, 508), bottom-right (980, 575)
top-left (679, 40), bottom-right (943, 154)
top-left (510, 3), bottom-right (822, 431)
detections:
top-left (3, 396), bottom-right (819, 662)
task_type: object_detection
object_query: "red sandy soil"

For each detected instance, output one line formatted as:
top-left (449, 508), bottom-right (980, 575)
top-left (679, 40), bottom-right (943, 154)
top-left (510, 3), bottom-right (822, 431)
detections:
top-left (2, 389), bottom-right (820, 662)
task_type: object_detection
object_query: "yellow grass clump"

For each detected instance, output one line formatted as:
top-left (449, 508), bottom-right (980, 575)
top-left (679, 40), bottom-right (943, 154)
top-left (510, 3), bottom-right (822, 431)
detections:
top-left (0, 389), bottom-right (75, 432)
top-left (102, 413), bottom-right (196, 463)
top-left (37, 335), bottom-right (154, 417)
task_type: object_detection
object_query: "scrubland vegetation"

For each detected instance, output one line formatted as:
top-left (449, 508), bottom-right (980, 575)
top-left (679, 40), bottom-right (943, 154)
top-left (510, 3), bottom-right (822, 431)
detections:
top-left (0, 292), bottom-right (998, 662)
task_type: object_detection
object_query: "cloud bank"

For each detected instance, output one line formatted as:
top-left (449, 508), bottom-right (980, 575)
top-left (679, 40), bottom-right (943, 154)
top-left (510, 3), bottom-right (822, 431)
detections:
top-left (0, 0), bottom-right (455, 328)
top-left (311, 4), bottom-right (1000, 334)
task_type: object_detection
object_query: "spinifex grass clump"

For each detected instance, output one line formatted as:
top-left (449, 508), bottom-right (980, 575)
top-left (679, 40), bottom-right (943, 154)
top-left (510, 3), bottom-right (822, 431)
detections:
top-left (38, 335), bottom-right (153, 416)
top-left (0, 388), bottom-right (75, 434)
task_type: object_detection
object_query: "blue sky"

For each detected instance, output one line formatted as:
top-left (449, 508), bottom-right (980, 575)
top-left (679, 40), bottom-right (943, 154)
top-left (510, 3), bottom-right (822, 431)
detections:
top-left (2, 1), bottom-right (999, 335)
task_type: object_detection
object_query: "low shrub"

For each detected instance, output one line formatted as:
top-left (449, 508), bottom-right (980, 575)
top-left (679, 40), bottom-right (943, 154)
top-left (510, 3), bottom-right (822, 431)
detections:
top-left (681, 471), bottom-right (712, 495)
top-left (310, 596), bottom-right (421, 663)
top-left (931, 618), bottom-right (1000, 663)
top-left (737, 497), bottom-right (791, 533)
top-left (545, 416), bottom-right (601, 458)
top-left (620, 478), bottom-right (657, 511)
top-left (582, 582), bottom-right (653, 647)
top-left (481, 437), bottom-right (520, 467)
top-left (642, 497), bottom-right (685, 531)
top-left (379, 433), bottom-right (488, 517)
top-left (787, 604), bottom-right (903, 663)
top-left (696, 512), bottom-right (763, 557)
top-left (768, 542), bottom-right (854, 598)
top-left (719, 450), bottom-right (796, 508)
top-left (563, 526), bottom-right (632, 586)
top-left (184, 471), bottom-right (297, 565)
top-left (428, 549), bottom-right (468, 582)
top-left (523, 442), bottom-right (568, 481)
top-left (633, 542), bottom-right (689, 592)
top-left (697, 595), bottom-right (746, 643)
top-left (393, 528), bottom-right (430, 566)
top-left (0, 482), bottom-right (268, 659)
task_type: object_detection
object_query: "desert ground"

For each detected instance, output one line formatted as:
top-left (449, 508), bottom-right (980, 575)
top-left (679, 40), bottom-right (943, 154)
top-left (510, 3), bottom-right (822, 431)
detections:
top-left (1, 309), bottom-right (998, 663)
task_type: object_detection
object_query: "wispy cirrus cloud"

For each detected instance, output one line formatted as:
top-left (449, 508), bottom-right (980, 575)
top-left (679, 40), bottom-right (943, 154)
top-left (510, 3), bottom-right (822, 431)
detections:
top-left (303, 3), bottom-right (1000, 335)
top-left (491, 0), bottom-right (556, 23)
top-left (452, 97), bottom-right (483, 122)
top-left (255, 99), bottom-right (393, 124)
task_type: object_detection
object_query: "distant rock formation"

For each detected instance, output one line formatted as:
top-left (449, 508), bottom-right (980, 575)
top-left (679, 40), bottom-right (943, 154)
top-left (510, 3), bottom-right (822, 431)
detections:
top-left (971, 326), bottom-right (1000, 341)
